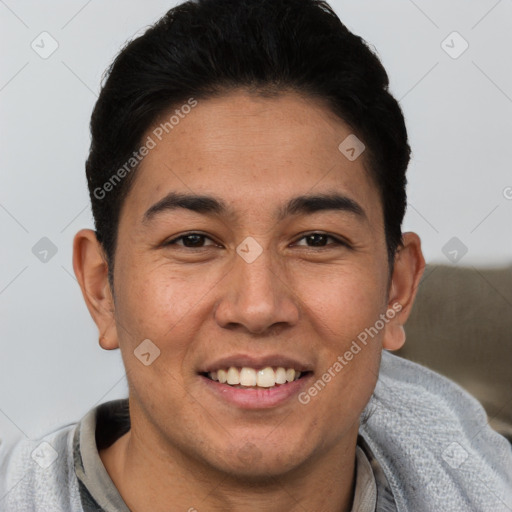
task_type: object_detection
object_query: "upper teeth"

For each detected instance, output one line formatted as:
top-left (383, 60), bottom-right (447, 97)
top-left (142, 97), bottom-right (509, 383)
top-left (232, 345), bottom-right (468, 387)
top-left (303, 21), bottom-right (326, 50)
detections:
top-left (208, 367), bottom-right (302, 388)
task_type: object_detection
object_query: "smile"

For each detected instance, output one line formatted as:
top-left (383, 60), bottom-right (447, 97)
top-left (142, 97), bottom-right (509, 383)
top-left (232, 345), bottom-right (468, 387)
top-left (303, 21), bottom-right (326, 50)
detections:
top-left (205, 366), bottom-right (306, 389)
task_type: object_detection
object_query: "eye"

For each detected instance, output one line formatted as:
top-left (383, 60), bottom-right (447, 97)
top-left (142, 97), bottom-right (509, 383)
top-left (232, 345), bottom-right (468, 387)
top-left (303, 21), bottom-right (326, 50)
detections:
top-left (163, 232), bottom-right (348, 250)
top-left (293, 232), bottom-right (349, 248)
top-left (164, 233), bottom-right (219, 248)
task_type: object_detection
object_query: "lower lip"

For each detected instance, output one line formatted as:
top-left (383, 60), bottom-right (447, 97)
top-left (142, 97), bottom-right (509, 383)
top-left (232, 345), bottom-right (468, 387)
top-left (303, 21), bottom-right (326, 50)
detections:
top-left (199, 374), bottom-right (313, 409)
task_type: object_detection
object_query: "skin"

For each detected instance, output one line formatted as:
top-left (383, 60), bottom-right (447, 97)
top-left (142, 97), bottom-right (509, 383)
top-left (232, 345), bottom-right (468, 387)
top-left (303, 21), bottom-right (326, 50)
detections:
top-left (73, 90), bottom-right (425, 512)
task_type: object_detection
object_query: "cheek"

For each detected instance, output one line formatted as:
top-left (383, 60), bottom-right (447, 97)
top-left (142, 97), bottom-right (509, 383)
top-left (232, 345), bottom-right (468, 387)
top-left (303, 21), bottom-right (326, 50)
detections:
top-left (114, 260), bottom-right (209, 343)
top-left (296, 267), bottom-right (385, 407)
top-left (113, 266), bottom-right (199, 405)
top-left (296, 264), bottom-right (387, 344)
top-left (112, 258), bottom-right (225, 389)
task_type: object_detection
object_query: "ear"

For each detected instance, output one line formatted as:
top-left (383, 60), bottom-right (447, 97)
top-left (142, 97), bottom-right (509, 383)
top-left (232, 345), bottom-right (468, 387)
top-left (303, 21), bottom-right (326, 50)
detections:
top-left (72, 229), bottom-right (119, 350)
top-left (382, 232), bottom-right (425, 351)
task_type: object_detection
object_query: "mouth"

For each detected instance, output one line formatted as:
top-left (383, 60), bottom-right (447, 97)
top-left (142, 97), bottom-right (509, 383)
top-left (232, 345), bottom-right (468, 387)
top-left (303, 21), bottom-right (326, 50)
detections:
top-left (197, 354), bottom-right (314, 409)
top-left (200, 366), bottom-right (312, 389)
top-left (198, 361), bottom-right (314, 409)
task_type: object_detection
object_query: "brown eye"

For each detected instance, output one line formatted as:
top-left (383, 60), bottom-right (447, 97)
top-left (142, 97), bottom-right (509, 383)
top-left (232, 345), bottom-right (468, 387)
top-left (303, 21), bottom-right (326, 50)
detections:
top-left (165, 233), bottom-right (218, 248)
top-left (294, 233), bottom-right (348, 248)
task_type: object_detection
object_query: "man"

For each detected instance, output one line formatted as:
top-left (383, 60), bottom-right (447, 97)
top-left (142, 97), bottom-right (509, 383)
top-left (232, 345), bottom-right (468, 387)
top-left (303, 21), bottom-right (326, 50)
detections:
top-left (1, 0), bottom-right (511, 510)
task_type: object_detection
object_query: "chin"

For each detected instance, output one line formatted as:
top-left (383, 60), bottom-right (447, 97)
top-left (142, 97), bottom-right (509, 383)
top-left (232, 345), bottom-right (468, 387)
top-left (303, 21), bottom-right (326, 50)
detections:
top-left (210, 441), bottom-right (310, 482)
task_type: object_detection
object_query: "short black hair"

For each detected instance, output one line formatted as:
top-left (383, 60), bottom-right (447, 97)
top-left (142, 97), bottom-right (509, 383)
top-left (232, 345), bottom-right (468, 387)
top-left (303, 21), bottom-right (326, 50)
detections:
top-left (86, 0), bottom-right (410, 287)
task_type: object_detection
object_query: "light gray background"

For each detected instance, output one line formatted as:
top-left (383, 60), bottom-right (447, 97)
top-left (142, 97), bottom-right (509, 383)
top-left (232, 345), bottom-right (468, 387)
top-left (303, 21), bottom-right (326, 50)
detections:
top-left (1, 0), bottom-right (511, 452)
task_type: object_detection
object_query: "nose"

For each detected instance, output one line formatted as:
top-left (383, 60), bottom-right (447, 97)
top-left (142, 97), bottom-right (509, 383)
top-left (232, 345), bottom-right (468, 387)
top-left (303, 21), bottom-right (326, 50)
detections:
top-left (213, 246), bottom-right (300, 335)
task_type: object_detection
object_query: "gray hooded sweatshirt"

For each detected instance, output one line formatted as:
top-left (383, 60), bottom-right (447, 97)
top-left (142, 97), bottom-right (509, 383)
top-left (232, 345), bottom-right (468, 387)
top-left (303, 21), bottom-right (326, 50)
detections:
top-left (1, 351), bottom-right (511, 511)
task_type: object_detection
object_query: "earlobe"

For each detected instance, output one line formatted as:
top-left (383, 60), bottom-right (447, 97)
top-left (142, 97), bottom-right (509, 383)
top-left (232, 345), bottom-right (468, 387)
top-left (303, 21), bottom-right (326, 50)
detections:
top-left (99, 332), bottom-right (118, 351)
top-left (382, 232), bottom-right (425, 351)
top-left (383, 323), bottom-right (406, 351)
top-left (72, 229), bottom-right (120, 350)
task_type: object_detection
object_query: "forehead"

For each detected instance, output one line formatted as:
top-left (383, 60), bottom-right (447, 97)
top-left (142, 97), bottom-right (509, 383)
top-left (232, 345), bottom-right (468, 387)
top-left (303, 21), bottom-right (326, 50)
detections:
top-left (120, 90), bottom-right (382, 228)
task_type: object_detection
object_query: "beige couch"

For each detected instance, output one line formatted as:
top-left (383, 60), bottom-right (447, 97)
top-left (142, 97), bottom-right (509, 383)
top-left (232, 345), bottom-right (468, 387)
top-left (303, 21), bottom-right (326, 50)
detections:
top-left (396, 263), bottom-right (512, 442)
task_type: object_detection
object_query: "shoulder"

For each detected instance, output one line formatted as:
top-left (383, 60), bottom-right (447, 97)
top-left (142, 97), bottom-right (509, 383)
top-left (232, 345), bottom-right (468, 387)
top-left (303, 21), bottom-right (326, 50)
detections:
top-left (0, 422), bottom-right (83, 512)
top-left (360, 350), bottom-right (512, 512)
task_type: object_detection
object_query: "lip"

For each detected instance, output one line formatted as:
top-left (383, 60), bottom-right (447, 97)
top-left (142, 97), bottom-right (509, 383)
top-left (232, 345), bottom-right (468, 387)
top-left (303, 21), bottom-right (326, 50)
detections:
top-left (199, 372), bottom-right (314, 409)
top-left (198, 353), bottom-right (314, 373)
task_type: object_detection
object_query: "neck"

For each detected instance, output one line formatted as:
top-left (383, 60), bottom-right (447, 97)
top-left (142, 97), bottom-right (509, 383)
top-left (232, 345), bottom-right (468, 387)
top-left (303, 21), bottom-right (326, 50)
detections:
top-left (99, 413), bottom-right (358, 512)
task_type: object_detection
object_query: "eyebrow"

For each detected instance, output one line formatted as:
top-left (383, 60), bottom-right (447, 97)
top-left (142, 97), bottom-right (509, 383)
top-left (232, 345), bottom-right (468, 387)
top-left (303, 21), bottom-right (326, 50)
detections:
top-left (142, 191), bottom-right (368, 224)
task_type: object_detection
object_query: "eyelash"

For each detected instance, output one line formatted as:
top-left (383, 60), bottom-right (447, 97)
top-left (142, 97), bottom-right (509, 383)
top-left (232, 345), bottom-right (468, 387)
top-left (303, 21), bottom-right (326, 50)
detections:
top-left (164, 232), bottom-right (350, 249)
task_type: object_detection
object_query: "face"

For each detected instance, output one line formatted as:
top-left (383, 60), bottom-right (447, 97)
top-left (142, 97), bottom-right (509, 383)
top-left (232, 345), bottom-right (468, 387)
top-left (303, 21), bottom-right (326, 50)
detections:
top-left (90, 91), bottom-right (405, 478)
